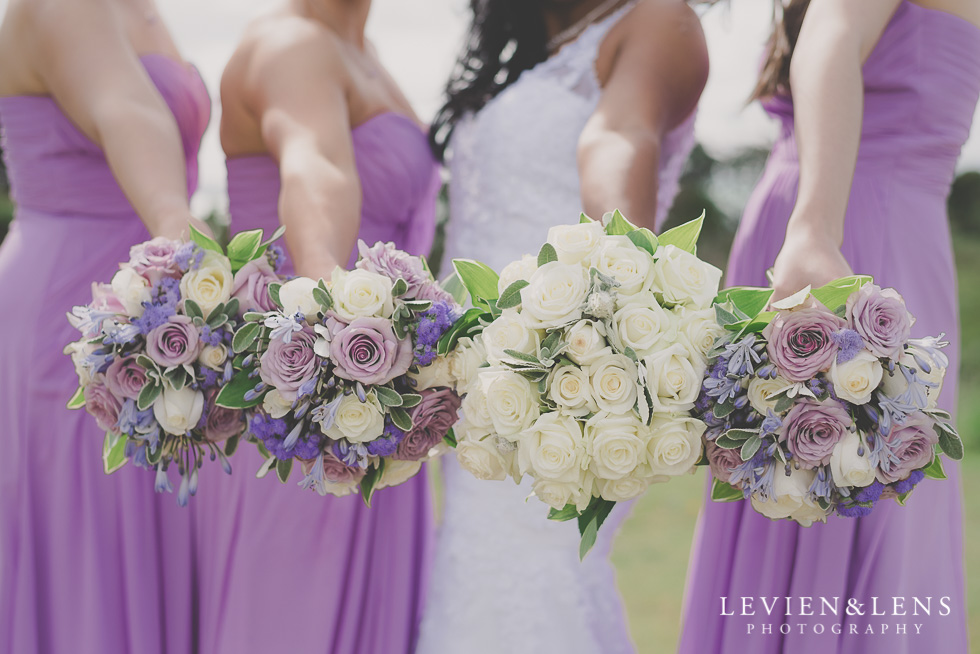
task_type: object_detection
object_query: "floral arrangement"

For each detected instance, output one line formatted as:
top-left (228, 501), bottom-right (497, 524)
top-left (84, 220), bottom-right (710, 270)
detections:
top-left (447, 211), bottom-right (724, 556)
top-left (66, 226), bottom-right (285, 504)
top-left (696, 278), bottom-right (963, 524)
top-left (219, 241), bottom-right (466, 503)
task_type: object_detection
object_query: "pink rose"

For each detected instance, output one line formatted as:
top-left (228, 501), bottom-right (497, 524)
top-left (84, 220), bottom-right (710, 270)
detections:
top-left (326, 316), bottom-right (413, 386)
top-left (356, 241), bottom-right (429, 298)
top-left (781, 398), bottom-right (851, 469)
top-left (259, 326), bottom-right (319, 401)
top-left (764, 306), bottom-right (846, 382)
top-left (90, 282), bottom-right (127, 314)
top-left (232, 257), bottom-right (279, 315)
top-left (705, 440), bottom-right (744, 484)
top-left (128, 237), bottom-right (180, 283)
top-left (846, 284), bottom-right (913, 361)
top-left (394, 388), bottom-right (461, 461)
top-left (414, 281), bottom-right (458, 306)
top-left (104, 356), bottom-right (147, 401)
top-left (203, 391), bottom-right (245, 442)
top-left (147, 315), bottom-right (201, 368)
top-left (877, 415), bottom-right (939, 483)
top-left (300, 451), bottom-right (366, 484)
top-left (85, 381), bottom-right (122, 432)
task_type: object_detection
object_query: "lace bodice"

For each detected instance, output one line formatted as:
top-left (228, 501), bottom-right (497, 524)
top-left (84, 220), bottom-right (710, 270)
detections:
top-left (419, 5), bottom-right (695, 653)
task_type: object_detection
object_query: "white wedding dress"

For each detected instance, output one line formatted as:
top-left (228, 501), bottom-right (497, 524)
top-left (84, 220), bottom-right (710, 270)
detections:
top-left (417, 4), bottom-right (696, 653)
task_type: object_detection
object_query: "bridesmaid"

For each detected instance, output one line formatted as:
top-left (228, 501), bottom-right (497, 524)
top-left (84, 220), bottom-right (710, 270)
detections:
top-left (0, 0), bottom-right (209, 652)
top-left (192, 1), bottom-right (438, 652)
top-left (680, 1), bottom-right (978, 653)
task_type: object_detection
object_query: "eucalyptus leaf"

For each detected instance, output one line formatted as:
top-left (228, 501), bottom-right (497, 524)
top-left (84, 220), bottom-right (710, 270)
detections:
top-left (137, 381), bottom-right (162, 411)
top-left (537, 242), bottom-right (558, 266)
top-left (224, 434), bottom-right (240, 457)
top-left (360, 459), bottom-right (385, 508)
top-left (392, 278), bottom-right (409, 297)
top-left (400, 393), bottom-right (423, 408)
top-left (312, 286), bottom-right (333, 312)
top-left (232, 322), bottom-right (263, 354)
top-left (497, 280), bottom-right (529, 309)
top-left (276, 457), bottom-right (293, 484)
top-left (268, 282), bottom-right (282, 307)
top-left (256, 456), bottom-right (277, 479)
top-left (375, 386), bottom-right (404, 408)
top-left (184, 299), bottom-right (204, 321)
top-left (390, 407), bottom-right (413, 432)
top-left (936, 427), bottom-right (964, 460)
top-left (740, 434), bottom-right (763, 461)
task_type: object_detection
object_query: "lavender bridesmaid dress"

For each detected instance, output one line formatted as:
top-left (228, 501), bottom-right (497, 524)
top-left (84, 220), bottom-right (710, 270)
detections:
top-left (680, 5), bottom-right (978, 653)
top-left (0, 55), bottom-right (210, 654)
top-left (193, 111), bottom-right (439, 654)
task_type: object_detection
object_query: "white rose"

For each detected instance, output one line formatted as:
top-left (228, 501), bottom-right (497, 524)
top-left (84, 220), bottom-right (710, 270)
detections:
top-left (262, 389), bottom-right (294, 419)
top-left (66, 341), bottom-right (97, 386)
top-left (751, 467), bottom-right (828, 526)
top-left (881, 350), bottom-right (945, 409)
top-left (180, 250), bottom-right (233, 317)
top-left (330, 267), bottom-right (394, 321)
top-left (746, 375), bottom-right (793, 416)
top-left (830, 350), bottom-right (883, 405)
top-left (644, 413), bottom-right (704, 476)
top-left (111, 267), bottom-right (151, 317)
top-left (199, 344), bottom-right (228, 371)
top-left (546, 222), bottom-right (605, 265)
top-left (322, 392), bottom-right (385, 443)
top-left (598, 474), bottom-right (651, 502)
top-left (585, 413), bottom-right (649, 480)
top-left (674, 306), bottom-right (726, 361)
top-left (520, 261), bottom-right (589, 329)
top-left (459, 378), bottom-right (494, 431)
top-left (644, 343), bottom-right (705, 412)
top-left (592, 235), bottom-right (655, 297)
top-left (455, 429), bottom-right (509, 481)
top-left (613, 301), bottom-right (677, 359)
top-left (483, 309), bottom-right (541, 366)
top-left (548, 365), bottom-right (598, 417)
top-left (790, 497), bottom-right (832, 527)
top-left (497, 254), bottom-right (538, 296)
top-left (517, 412), bottom-right (585, 482)
top-left (565, 320), bottom-right (612, 365)
top-left (652, 245), bottom-right (722, 309)
top-left (830, 431), bottom-right (877, 488)
top-left (589, 353), bottom-right (639, 414)
top-left (277, 277), bottom-right (320, 321)
top-left (447, 336), bottom-right (487, 390)
top-left (409, 355), bottom-right (454, 391)
top-left (482, 369), bottom-right (541, 439)
top-left (531, 478), bottom-right (580, 511)
top-left (377, 459), bottom-right (423, 489)
top-left (153, 386), bottom-right (205, 436)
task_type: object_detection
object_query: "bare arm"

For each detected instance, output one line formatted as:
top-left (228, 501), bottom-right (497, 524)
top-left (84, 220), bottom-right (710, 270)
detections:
top-left (31, 0), bottom-right (200, 239)
top-left (245, 33), bottom-right (360, 280)
top-left (770, 0), bottom-right (901, 299)
top-left (578, 1), bottom-right (708, 230)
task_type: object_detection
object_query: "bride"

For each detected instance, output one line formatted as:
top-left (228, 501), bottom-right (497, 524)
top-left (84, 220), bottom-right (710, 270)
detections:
top-left (417, 0), bottom-right (708, 652)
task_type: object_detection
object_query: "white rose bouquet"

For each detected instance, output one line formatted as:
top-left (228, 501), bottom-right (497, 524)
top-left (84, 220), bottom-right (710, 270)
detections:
top-left (696, 278), bottom-right (962, 525)
top-left (220, 241), bottom-right (468, 504)
top-left (446, 211), bottom-right (722, 556)
top-left (65, 225), bottom-right (285, 504)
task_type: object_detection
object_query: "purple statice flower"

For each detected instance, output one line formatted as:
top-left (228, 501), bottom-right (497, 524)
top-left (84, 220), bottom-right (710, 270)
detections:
top-left (332, 440), bottom-right (369, 469)
top-left (200, 367), bottom-right (220, 390)
top-left (891, 469), bottom-right (925, 495)
top-left (199, 324), bottom-right (226, 347)
top-left (832, 328), bottom-right (865, 364)
top-left (266, 244), bottom-right (287, 273)
top-left (853, 480), bottom-right (885, 504)
top-left (133, 277), bottom-right (181, 334)
top-left (837, 502), bottom-right (874, 518)
top-left (248, 413), bottom-right (320, 460)
top-left (367, 422), bottom-right (406, 457)
top-left (413, 301), bottom-right (457, 367)
top-left (724, 333), bottom-right (763, 377)
top-left (174, 242), bottom-right (204, 272)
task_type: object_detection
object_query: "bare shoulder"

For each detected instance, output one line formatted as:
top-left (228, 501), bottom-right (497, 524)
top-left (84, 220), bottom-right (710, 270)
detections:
top-left (623, 0), bottom-right (708, 71)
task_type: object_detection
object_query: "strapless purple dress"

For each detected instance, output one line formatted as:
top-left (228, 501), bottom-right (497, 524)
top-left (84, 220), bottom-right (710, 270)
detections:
top-left (680, 5), bottom-right (978, 653)
top-left (0, 55), bottom-right (210, 654)
top-left (193, 111), bottom-right (439, 654)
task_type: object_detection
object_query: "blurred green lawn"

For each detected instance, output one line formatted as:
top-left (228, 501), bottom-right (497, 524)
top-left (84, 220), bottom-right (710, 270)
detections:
top-left (612, 232), bottom-right (980, 652)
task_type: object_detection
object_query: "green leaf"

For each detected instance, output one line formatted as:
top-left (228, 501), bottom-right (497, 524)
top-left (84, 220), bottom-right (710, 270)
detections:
top-left (392, 278), bottom-right (409, 297)
top-left (773, 393), bottom-right (795, 414)
top-left (452, 259), bottom-right (501, 305)
top-left (547, 503), bottom-right (582, 522)
top-left (711, 478), bottom-right (744, 502)
top-left (243, 311), bottom-right (266, 322)
top-left (215, 371), bottom-right (265, 409)
top-left (502, 349), bottom-right (542, 365)
top-left (436, 307), bottom-right (486, 356)
top-left (715, 286), bottom-right (775, 320)
top-left (921, 454), bottom-right (947, 480)
top-left (224, 297), bottom-right (240, 318)
top-left (403, 300), bottom-right (433, 312)
top-left (360, 460), bottom-right (385, 508)
top-left (189, 223), bottom-right (223, 254)
top-left (276, 457), bottom-right (293, 483)
top-left (102, 431), bottom-right (128, 475)
top-left (627, 228), bottom-right (659, 256)
top-left (206, 312), bottom-right (229, 330)
top-left (714, 304), bottom-right (741, 327)
top-left (226, 229), bottom-right (264, 271)
top-left (268, 282), bottom-right (282, 307)
top-left (603, 209), bottom-right (636, 236)
top-left (256, 456), bottom-right (277, 479)
top-left (400, 393), bottom-right (423, 408)
top-left (936, 425), bottom-right (964, 460)
top-left (577, 497), bottom-right (616, 559)
top-left (184, 299), bottom-right (204, 321)
top-left (164, 366), bottom-right (187, 391)
top-left (375, 386), bottom-right (404, 408)
top-left (537, 242), bottom-right (558, 266)
top-left (443, 427), bottom-right (458, 448)
top-left (390, 407), bottom-right (413, 432)
top-left (579, 213), bottom-right (596, 224)
top-left (497, 280), bottom-right (529, 309)
top-left (67, 386), bottom-right (85, 410)
top-left (657, 211), bottom-right (704, 254)
top-left (224, 434), bottom-right (240, 457)
top-left (232, 322), bottom-right (263, 354)
top-left (810, 275), bottom-right (874, 312)
top-left (261, 224), bottom-right (287, 247)
top-left (440, 272), bottom-right (469, 306)
top-left (146, 443), bottom-right (163, 465)
top-left (713, 400), bottom-right (736, 419)
top-left (740, 434), bottom-right (763, 461)
top-left (137, 381), bottom-right (162, 411)
top-left (896, 490), bottom-right (913, 506)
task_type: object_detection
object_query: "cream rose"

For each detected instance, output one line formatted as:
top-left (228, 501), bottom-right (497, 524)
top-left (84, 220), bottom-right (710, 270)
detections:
top-left (613, 301), bottom-right (677, 359)
top-left (531, 478), bottom-right (581, 511)
top-left (447, 336), bottom-right (487, 390)
top-left (330, 267), bottom-right (394, 321)
top-left (153, 386), bottom-right (205, 436)
top-left (377, 459), bottom-right (423, 489)
top-left (66, 341), bottom-right (97, 386)
top-left (548, 365), bottom-right (598, 417)
top-left (585, 413), bottom-right (649, 480)
top-left (517, 412), bottom-right (585, 482)
top-left (409, 354), bottom-right (454, 391)
top-left (199, 344), bottom-right (228, 371)
top-left (455, 429), bottom-right (509, 481)
top-left (262, 388), bottom-right (293, 419)
top-left (645, 414), bottom-right (704, 476)
top-left (830, 350), bottom-right (884, 405)
top-left (598, 474), bottom-right (651, 502)
top-left (830, 431), bottom-right (877, 488)
top-left (674, 306), bottom-right (726, 361)
top-left (592, 235), bottom-right (655, 297)
top-left (520, 261), bottom-right (589, 329)
top-left (645, 343), bottom-right (705, 412)
top-left (589, 353), bottom-right (639, 414)
top-left (497, 254), bottom-right (538, 296)
top-left (565, 320), bottom-right (612, 365)
top-left (111, 267), bottom-right (151, 317)
top-left (277, 276), bottom-right (321, 321)
top-left (546, 222), bottom-right (605, 265)
top-left (652, 245), bottom-right (722, 309)
top-left (180, 250), bottom-right (233, 317)
top-left (481, 370), bottom-right (540, 439)
top-left (751, 467), bottom-right (829, 526)
top-left (746, 375), bottom-right (793, 416)
top-left (483, 309), bottom-right (541, 366)
top-left (321, 392), bottom-right (385, 443)
top-left (459, 379), bottom-right (494, 431)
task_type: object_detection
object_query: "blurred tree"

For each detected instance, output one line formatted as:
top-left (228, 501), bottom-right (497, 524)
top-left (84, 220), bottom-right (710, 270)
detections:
top-left (949, 170), bottom-right (980, 234)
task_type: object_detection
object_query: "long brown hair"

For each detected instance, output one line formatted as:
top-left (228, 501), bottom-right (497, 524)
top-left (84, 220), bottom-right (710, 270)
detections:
top-left (751, 0), bottom-right (810, 100)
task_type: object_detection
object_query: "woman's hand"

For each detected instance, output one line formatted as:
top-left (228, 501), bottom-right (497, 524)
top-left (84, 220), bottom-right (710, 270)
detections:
top-left (771, 221), bottom-right (852, 302)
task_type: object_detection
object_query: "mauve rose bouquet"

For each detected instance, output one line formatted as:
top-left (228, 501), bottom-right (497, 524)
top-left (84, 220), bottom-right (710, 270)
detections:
top-left (446, 211), bottom-right (723, 557)
top-left (65, 225), bottom-right (287, 504)
top-left (695, 277), bottom-right (962, 525)
top-left (221, 240), bottom-right (465, 503)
